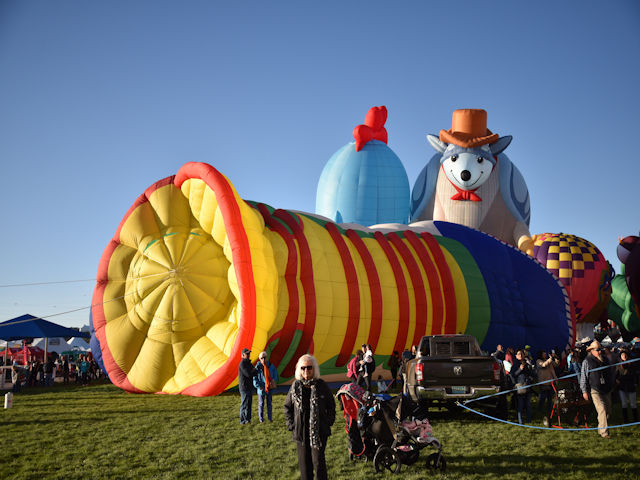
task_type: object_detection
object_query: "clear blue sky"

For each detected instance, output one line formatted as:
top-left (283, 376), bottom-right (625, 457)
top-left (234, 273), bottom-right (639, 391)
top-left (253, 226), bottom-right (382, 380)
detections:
top-left (1, 1), bottom-right (639, 329)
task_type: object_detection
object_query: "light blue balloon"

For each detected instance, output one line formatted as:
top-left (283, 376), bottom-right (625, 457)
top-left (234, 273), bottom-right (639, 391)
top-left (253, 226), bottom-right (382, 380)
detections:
top-left (316, 140), bottom-right (409, 226)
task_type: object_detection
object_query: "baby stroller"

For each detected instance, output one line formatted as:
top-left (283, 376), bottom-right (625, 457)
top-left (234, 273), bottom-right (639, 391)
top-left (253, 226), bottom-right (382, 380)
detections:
top-left (336, 383), bottom-right (377, 461)
top-left (358, 391), bottom-right (445, 474)
top-left (548, 377), bottom-right (590, 429)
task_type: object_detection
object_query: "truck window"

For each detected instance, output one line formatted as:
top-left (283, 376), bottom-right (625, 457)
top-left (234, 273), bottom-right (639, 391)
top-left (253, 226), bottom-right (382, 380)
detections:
top-left (419, 340), bottom-right (430, 357)
top-left (435, 342), bottom-right (450, 356)
top-left (453, 342), bottom-right (470, 355)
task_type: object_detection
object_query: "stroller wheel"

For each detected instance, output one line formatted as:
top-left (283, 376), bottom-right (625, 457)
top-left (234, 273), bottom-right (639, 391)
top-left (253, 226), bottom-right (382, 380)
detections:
top-left (374, 446), bottom-right (401, 474)
top-left (426, 452), bottom-right (446, 473)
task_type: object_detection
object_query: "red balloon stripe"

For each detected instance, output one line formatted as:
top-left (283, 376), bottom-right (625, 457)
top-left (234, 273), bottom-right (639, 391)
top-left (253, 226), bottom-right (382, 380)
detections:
top-left (373, 231), bottom-right (410, 354)
top-left (345, 230), bottom-right (383, 353)
top-left (387, 233), bottom-right (428, 348)
top-left (326, 223), bottom-right (361, 367)
top-left (274, 210), bottom-right (317, 378)
top-left (254, 204), bottom-right (301, 369)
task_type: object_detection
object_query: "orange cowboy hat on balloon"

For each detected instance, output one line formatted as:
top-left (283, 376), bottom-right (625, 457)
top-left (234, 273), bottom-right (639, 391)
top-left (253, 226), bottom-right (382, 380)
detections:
top-left (439, 109), bottom-right (499, 148)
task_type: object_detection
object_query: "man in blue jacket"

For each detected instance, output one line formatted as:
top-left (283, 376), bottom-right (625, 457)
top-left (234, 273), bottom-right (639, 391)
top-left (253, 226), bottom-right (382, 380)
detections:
top-left (253, 351), bottom-right (279, 422)
top-left (238, 348), bottom-right (258, 424)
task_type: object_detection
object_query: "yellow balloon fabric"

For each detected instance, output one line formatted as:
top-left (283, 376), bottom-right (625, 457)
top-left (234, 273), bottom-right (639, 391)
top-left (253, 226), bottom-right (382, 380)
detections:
top-left (93, 164), bottom-right (279, 395)
top-left (93, 162), bottom-right (487, 395)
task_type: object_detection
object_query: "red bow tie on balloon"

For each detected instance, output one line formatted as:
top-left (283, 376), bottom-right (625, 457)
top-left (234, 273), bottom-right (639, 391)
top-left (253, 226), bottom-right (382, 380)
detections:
top-left (353, 106), bottom-right (388, 152)
top-left (451, 187), bottom-right (482, 201)
top-left (448, 180), bottom-right (482, 201)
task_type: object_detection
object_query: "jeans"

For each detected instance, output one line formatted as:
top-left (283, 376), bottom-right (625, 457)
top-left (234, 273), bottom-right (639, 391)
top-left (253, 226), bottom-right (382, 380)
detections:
top-left (538, 388), bottom-right (553, 417)
top-left (618, 390), bottom-right (637, 409)
top-left (516, 391), bottom-right (531, 424)
top-left (239, 389), bottom-right (252, 424)
top-left (258, 392), bottom-right (272, 422)
top-left (357, 371), bottom-right (371, 391)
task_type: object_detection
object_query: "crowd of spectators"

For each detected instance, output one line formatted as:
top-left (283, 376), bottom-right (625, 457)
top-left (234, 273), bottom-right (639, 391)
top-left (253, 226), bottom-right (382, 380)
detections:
top-left (3, 352), bottom-right (104, 393)
top-left (491, 340), bottom-right (640, 433)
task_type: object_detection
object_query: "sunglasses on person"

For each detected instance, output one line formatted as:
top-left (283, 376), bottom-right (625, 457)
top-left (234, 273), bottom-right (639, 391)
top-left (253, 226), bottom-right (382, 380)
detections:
top-left (300, 365), bottom-right (314, 371)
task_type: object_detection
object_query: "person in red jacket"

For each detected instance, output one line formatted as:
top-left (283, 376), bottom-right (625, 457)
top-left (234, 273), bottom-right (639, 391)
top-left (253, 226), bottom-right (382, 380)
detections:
top-left (346, 351), bottom-right (362, 383)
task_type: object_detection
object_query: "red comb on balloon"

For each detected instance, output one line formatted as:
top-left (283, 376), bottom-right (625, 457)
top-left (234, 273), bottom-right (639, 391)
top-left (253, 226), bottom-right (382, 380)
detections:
top-left (353, 106), bottom-right (388, 152)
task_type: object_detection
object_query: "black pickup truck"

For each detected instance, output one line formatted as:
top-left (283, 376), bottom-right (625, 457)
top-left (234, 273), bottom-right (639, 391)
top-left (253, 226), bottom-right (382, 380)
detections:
top-left (403, 334), bottom-right (503, 411)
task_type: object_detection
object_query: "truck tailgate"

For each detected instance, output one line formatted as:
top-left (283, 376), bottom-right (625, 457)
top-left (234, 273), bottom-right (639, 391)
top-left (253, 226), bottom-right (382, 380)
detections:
top-left (419, 357), bottom-right (496, 386)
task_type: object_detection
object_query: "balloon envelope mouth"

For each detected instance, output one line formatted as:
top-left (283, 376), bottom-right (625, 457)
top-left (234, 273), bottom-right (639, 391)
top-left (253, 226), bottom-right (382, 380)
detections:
top-left (93, 163), bottom-right (277, 396)
top-left (128, 229), bottom-right (234, 339)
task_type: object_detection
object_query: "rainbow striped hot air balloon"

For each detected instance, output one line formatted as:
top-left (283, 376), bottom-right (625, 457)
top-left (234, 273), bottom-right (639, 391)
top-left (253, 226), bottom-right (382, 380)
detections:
top-left (92, 162), bottom-right (572, 396)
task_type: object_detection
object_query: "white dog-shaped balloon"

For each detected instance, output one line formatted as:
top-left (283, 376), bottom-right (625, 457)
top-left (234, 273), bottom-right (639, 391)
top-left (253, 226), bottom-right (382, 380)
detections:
top-left (410, 109), bottom-right (533, 253)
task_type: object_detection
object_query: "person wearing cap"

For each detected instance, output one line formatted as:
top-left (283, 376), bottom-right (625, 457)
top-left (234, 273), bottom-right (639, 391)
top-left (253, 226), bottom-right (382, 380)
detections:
top-left (579, 340), bottom-right (615, 438)
top-left (253, 351), bottom-right (278, 422)
top-left (523, 345), bottom-right (533, 363)
top-left (238, 348), bottom-right (258, 424)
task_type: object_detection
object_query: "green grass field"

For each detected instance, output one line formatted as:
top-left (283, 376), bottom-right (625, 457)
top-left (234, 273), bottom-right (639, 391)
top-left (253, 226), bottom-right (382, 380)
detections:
top-left (1, 382), bottom-right (639, 479)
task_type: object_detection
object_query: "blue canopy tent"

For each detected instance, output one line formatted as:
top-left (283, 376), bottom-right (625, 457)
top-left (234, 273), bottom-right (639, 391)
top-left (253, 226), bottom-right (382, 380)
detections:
top-left (0, 314), bottom-right (89, 364)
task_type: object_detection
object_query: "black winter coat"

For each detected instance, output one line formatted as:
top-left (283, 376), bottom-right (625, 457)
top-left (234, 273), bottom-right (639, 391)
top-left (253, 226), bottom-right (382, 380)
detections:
top-left (616, 364), bottom-right (638, 393)
top-left (238, 358), bottom-right (257, 393)
top-left (283, 379), bottom-right (335, 444)
top-left (510, 361), bottom-right (534, 386)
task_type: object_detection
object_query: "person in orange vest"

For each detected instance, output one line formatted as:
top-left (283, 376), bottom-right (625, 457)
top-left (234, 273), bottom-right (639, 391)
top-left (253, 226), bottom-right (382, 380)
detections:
top-left (254, 351), bottom-right (278, 423)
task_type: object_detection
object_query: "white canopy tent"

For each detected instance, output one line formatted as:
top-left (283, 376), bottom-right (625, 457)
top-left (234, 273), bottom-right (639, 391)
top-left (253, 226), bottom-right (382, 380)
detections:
top-left (31, 337), bottom-right (71, 354)
top-left (66, 337), bottom-right (90, 351)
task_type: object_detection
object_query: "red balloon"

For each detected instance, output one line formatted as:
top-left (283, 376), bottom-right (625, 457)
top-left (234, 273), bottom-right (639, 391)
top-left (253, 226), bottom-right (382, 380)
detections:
top-left (532, 233), bottom-right (613, 324)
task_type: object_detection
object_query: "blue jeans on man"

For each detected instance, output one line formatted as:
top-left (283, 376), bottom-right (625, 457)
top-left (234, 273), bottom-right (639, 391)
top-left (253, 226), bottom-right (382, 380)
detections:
top-left (516, 391), bottom-right (532, 424)
top-left (240, 389), bottom-right (252, 424)
top-left (258, 391), bottom-right (273, 422)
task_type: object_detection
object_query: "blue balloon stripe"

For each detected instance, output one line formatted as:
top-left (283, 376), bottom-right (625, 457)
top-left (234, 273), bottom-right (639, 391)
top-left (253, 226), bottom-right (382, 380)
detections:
top-left (433, 221), bottom-right (570, 353)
